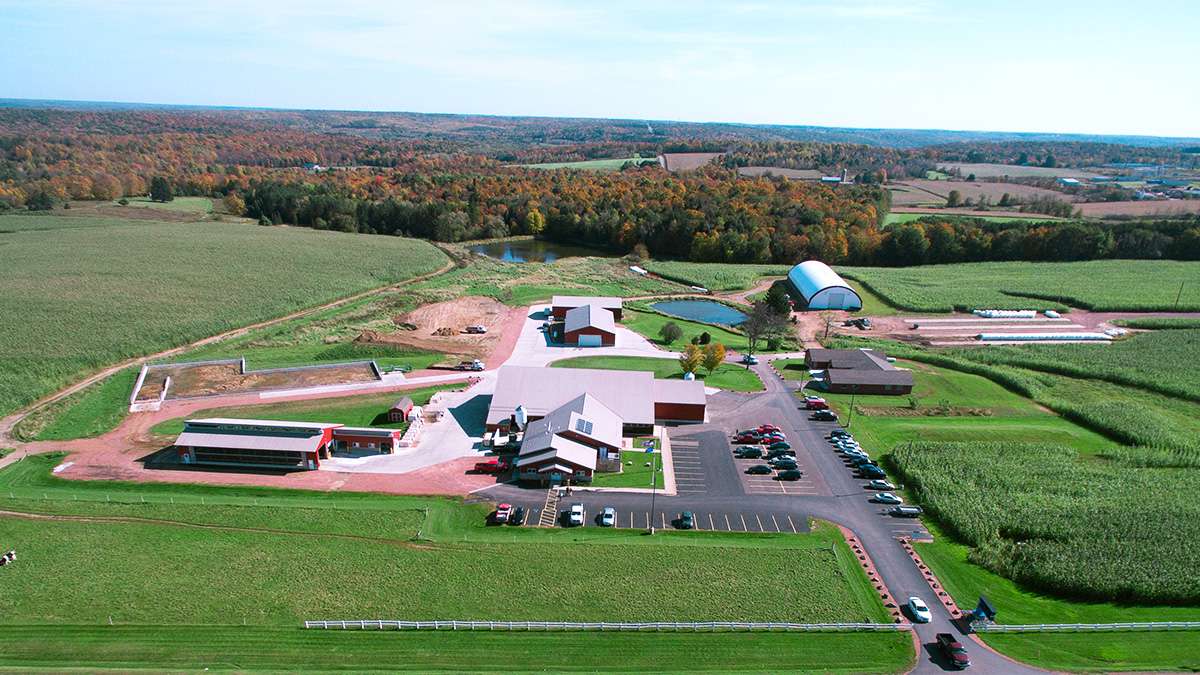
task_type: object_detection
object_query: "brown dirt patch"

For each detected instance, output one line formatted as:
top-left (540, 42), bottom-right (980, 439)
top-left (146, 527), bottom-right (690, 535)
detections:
top-left (359, 296), bottom-right (509, 358)
top-left (1076, 200), bottom-right (1200, 217)
top-left (142, 361), bottom-right (379, 399)
top-left (660, 152), bottom-right (722, 172)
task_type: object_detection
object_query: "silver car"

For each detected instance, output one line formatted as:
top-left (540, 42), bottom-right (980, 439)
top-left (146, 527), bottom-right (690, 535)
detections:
top-left (600, 506), bottom-right (616, 527)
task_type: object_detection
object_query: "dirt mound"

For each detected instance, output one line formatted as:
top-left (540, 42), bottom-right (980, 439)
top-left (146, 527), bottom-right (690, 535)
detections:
top-left (356, 296), bottom-right (510, 357)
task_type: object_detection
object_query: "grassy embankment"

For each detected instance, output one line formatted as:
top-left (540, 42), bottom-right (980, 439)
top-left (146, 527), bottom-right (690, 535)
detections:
top-left (0, 213), bottom-right (450, 425)
top-left (112, 196), bottom-right (215, 213)
top-left (882, 212), bottom-right (1065, 226)
top-left (552, 355), bottom-right (763, 392)
top-left (0, 454), bottom-right (910, 672)
top-left (805, 338), bottom-right (1200, 671)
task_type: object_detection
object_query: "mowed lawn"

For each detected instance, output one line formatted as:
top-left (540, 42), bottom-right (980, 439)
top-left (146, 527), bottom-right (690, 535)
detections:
top-left (114, 196), bottom-right (215, 213)
top-left (623, 307), bottom-right (795, 353)
top-left (0, 455), bottom-right (911, 672)
top-left (552, 355), bottom-right (763, 392)
top-left (0, 214), bottom-right (449, 418)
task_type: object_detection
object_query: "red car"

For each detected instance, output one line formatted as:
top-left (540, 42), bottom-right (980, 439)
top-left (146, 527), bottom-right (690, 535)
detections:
top-left (805, 399), bottom-right (829, 410)
top-left (492, 503), bottom-right (513, 524)
top-left (935, 633), bottom-right (970, 669)
top-left (474, 458), bottom-right (510, 473)
top-left (756, 424), bottom-right (782, 433)
top-left (733, 432), bottom-right (762, 443)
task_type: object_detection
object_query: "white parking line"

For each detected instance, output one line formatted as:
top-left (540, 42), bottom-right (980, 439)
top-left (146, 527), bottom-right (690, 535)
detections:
top-left (739, 514), bottom-right (748, 530)
top-left (755, 513), bottom-right (764, 531)
top-left (661, 512), bottom-right (667, 529)
top-left (787, 514), bottom-right (798, 533)
top-left (771, 514), bottom-right (780, 531)
top-left (724, 513), bottom-right (731, 530)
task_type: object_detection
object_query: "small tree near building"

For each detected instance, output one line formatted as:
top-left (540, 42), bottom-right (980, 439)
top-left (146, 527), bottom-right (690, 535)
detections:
top-left (678, 344), bottom-right (703, 377)
top-left (701, 343), bottom-right (726, 376)
top-left (658, 322), bottom-right (683, 344)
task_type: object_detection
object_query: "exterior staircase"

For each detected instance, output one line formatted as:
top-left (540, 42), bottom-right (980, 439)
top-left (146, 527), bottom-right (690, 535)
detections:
top-left (537, 488), bottom-right (560, 527)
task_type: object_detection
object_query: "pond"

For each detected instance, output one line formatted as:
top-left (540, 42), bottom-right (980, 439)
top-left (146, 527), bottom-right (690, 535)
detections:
top-left (469, 239), bottom-right (612, 263)
top-left (650, 299), bottom-right (748, 327)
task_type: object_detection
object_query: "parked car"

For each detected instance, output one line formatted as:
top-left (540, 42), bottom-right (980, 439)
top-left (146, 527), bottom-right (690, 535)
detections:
top-left (857, 465), bottom-right (887, 479)
top-left (804, 399), bottom-right (829, 410)
top-left (678, 511), bottom-right (695, 529)
top-left (599, 506), bottom-right (616, 527)
top-left (567, 503), bottom-right (585, 527)
top-left (848, 456), bottom-right (875, 468)
top-left (756, 424), bottom-right (781, 433)
top-left (829, 429), bottom-right (852, 439)
top-left (866, 479), bottom-right (896, 491)
top-left (889, 505), bottom-right (924, 518)
top-left (464, 324), bottom-right (488, 334)
top-left (769, 458), bottom-right (798, 470)
top-left (906, 596), bottom-right (932, 623)
top-left (872, 492), bottom-right (903, 505)
top-left (474, 458), bottom-right (510, 473)
top-left (509, 506), bottom-right (526, 526)
top-left (741, 354), bottom-right (759, 365)
top-left (767, 448), bottom-right (796, 459)
top-left (493, 503), bottom-right (512, 524)
top-left (803, 395), bottom-right (824, 403)
top-left (935, 633), bottom-right (971, 669)
top-left (746, 464), bottom-right (773, 475)
top-left (812, 410), bottom-right (838, 422)
top-left (767, 441), bottom-right (791, 451)
top-left (734, 446), bottom-right (763, 459)
top-left (454, 359), bottom-right (485, 371)
top-left (776, 469), bottom-right (804, 481)
top-left (760, 434), bottom-right (787, 444)
top-left (733, 432), bottom-right (762, 444)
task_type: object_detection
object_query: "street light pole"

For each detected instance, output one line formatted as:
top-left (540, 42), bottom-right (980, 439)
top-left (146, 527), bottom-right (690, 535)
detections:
top-left (647, 449), bottom-right (658, 534)
top-left (846, 385), bottom-right (858, 429)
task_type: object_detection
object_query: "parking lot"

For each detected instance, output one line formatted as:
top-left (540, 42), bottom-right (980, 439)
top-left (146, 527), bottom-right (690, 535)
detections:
top-left (516, 500), bottom-right (811, 533)
top-left (668, 437), bottom-right (708, 494)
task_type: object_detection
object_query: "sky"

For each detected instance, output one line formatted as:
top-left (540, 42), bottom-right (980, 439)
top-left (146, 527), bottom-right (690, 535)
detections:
top-left (2, 0), bottom-right (1198, 138)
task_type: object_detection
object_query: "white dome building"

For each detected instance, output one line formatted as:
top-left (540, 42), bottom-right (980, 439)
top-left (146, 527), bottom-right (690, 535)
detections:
top-left (787, 261), bottom-right (862, 310)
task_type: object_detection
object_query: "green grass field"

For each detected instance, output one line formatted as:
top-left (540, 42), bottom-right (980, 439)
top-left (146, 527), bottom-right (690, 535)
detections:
top-left (552, 355), bottom-right (763, 392)
top-left (642, 261), bottom-right (791, 291)
top-left (115, 196), bottom-right (215, 213)
top-left (522, 157), bottom-right (659, 171)
top-left (590, 450), bottom-right (665, 489)
top-left (623, 307), bottom-right (796, 353)
top-left (0, 625), bottom-right (913, 673)
top-left (0, 214), bottom-right (449, 421)
top-left (148, 384), bottom-right (459, 437)
top-left (13, 368), bottom-right (137, 442)
top-left (0, 454), bottom-right (910, 672)
top-left (412, 255), bottom-right (685, 306)
top-left (1114, 317), bottom-right (1200, 330)
top-left (839, 260), bottom-right (1200, 312)
top-left (882, 212), bottom-right (1065, 226)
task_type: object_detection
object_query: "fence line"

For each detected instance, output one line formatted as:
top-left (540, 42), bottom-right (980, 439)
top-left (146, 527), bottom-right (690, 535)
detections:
top-left (977, 621), bottom-right (1200, 633)
top-left (303, 620), bottom-right (906, 632)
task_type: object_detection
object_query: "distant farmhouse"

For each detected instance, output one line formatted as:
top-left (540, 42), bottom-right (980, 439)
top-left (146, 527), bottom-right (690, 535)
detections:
top-left (805, 348), bottom-right (913, 395)
top-left (787, 261), bottom-right (863, 311)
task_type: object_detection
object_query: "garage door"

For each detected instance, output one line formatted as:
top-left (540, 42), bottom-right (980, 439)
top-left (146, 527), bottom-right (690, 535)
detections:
top-left (827, 292), bottom-right (844, 309)
top-left (578, 334), bottom-right (603, 347)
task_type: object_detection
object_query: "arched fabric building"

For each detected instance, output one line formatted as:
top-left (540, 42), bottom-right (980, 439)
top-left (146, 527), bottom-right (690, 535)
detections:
top-left (787, 261), bottom-right (862, 310)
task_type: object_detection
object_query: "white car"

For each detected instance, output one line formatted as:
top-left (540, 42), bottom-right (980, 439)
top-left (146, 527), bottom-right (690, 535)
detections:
top-left (600, 506), bottom-right (616, 527)
top-left (907, 596), bottom-right (932, 623)
top-left (567, 503), bottom-right (585, 527)
top-left (866, 479), bottom-right (896, 491)
top-left (873, 492), bottom-right (903, 505)
top-left (841, 448), bottom-right (868, 458)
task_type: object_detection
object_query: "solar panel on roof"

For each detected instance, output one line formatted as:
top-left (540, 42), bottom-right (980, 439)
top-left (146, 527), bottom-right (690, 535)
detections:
top-left (575, 418), bottom-right (594, 435)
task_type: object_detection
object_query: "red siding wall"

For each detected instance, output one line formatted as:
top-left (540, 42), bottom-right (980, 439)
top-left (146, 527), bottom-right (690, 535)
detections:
top-left (564, 327), bottom-right (616, 346)
top-left (654, 402), bottom-right (706, 422)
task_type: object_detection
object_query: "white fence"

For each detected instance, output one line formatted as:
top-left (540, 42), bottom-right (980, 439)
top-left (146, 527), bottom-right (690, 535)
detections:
top-left (304, 620), bottom-right (906, 632)
top-left (977, 621), bottom-right (1200, 633)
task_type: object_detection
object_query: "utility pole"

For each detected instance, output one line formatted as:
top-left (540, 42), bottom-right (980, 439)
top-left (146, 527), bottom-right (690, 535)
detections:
top-left (1175, 281), bottom-right (1185, 311)
top-left (846, 385), bottom-right (858, 429)
top-left (647, 440), bottom-right (658, 535)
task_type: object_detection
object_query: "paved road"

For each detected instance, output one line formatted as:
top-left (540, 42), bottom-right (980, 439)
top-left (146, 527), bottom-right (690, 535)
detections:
top-left (480, 359), bottom-right (1043, 675)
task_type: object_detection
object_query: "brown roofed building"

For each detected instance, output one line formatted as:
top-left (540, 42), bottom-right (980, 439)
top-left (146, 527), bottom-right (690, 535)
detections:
top-left (388, 396), bottom-right (414, 422)
top-left (805, 348), bottom-right (913, 395)
top-left (551, 296), bottom-right (623, 321)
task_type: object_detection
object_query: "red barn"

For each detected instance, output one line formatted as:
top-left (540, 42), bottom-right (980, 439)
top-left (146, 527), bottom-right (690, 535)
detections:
top-left (563, 303), bottom-right (616, 347)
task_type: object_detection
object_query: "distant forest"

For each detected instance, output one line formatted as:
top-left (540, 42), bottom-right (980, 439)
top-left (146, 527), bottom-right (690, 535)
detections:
top-left (1, 105), bottom-right (1198, 265)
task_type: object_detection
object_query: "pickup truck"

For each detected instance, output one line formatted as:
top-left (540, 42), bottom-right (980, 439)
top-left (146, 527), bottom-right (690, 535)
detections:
top-left (455, 359), bottom-right (485, 371)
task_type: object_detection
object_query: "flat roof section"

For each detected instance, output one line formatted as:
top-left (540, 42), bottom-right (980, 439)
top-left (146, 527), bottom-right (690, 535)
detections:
top-left (175, 430), bottom-right (326, 454)
top-left (186, 418), bottom-right (340, 431)
top-left (551, 295), bottom-right (622, 311)
top-left (488, 366), bottom-right (656, 427)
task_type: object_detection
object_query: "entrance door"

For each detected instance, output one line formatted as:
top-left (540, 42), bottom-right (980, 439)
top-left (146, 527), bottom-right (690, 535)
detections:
top-left (827, 292), bottom-right (844, 308)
